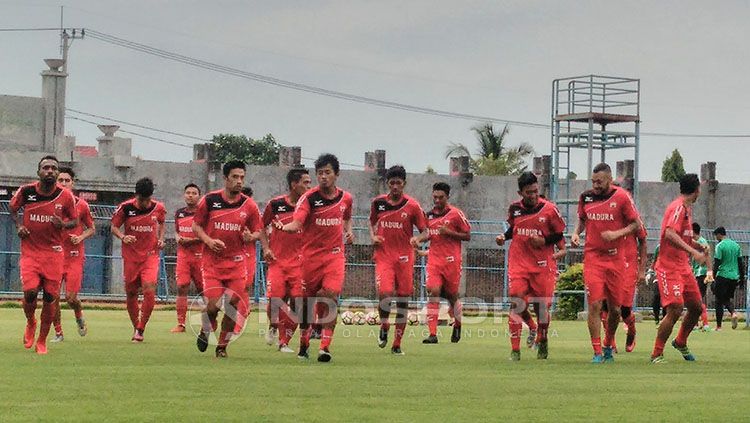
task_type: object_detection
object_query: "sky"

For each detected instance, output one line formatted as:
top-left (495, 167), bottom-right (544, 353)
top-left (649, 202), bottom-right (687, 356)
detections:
top-left (1, 0), bottom-right (749, 182)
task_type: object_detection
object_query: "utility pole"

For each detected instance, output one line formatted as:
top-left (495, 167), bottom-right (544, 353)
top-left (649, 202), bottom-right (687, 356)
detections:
top-left (59, 6), bottom-right (84, 73)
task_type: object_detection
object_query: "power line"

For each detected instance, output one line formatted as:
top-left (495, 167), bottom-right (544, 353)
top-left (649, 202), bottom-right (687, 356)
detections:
top-left (65, 115), bottom-right (193, 149)
top-left (66, 109), bottom-right (210, 141)
top-left (0, 27), bottom-right (64, 32)
top-left (81, 29), bottom-right (750, 139)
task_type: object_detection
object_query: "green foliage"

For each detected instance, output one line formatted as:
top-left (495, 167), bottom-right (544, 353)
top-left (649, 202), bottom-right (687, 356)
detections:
top-left (425, 165), bottom-right (437, 174)
top-left (661, 149), bottom-right (686, 182)
top-left (211, 133), bottom-right (281, 165)
top-left (566, 171), bottom-right (577, 180)
top-left (555, 263), bottom-right (584, 320)
top-left (444, 123), bottom-right (533, 176)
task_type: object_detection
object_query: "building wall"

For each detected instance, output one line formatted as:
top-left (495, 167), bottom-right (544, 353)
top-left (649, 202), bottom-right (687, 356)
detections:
top-left (0, 95), bottom-right (45, 151)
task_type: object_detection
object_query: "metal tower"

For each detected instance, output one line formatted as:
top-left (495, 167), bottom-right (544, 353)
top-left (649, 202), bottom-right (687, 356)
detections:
top-left (550, 75), bottom-right (641, 226)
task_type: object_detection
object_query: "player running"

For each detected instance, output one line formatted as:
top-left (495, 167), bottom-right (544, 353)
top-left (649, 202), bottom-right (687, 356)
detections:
top-left (571, 163), bottom-right (641, 363)
top-left (260, 168), bottom-right (312, 353)
top-left (10, 155), bottom-right (78, 354)
top-left (192, 161), bottom-right (262, 358)
top-left (233, 186), bottom-right (262, 338)
top-left (51, 167), bottom-right (95, 342)
top-left (412, 182), bottom-right (471, 345)
top-left (171, 183), bottom-right (204, 333)
top-left (496, 172), bottom-right (565, 360)
top-left (278, 153), bottom-right (354, 363)
top-left (111, 177), bottom-right (166, 343)
top-left (650, 174), bottom-right (711, 363)
top-left (369, 165), bottom-right (427, 355)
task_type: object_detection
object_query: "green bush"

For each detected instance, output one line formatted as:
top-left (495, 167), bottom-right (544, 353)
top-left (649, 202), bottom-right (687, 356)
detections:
top-left (555, 263), bottom-right (584, 320)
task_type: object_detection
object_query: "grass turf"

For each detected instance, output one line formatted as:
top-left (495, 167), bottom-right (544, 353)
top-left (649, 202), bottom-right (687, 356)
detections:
top-left (0, 308), bottom-right (748, 422)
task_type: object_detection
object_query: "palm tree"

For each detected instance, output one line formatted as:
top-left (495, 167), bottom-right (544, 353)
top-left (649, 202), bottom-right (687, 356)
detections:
top-left (445, 123), bottom-right (534, 176)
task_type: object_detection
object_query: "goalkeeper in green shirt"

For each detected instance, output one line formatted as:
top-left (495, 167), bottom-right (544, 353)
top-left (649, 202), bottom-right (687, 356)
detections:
top-left (711, 227), bottom-right (746, 330)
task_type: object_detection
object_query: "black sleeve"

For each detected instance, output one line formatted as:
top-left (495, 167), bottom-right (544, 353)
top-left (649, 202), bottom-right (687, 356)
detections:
top-left (739, 257), bottom-right (747, 283)
top-left (544, 232), bottom-right (564, 246)
top-left (504, 226), bottom-right (513, 240)
top-left (713, 258), bottom-right (721, 274)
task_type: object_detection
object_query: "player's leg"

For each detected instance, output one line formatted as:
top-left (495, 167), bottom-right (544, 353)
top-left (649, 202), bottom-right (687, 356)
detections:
top-left (696, 275), bottom-right (709, 330)
top-left (713, 278), bottom-right (725, 330)
top-left (196, 275), bottom-right (222, 353)
top-left (20, 257), bottom-right (41, 348)
top-left (651, 265), bottom-right (685, 361)
top-left (216, 278), bottom-right (245, 358)
top-left (671, 275), bottom-right (701, 360)
top-left (375, 261), bottom-right (396, 348)
top-left (173, 257), bottom-right (191, 332)
top-left (583, 258), bottom-right (606, 361)
top-left (723, 278), bottom-right (738, 329)
top-left (507, 273), bottom-right (530, 360)
top-left (652, 282), bottom-right (661, 325)
top-left (531, 270), bottom-right (556, 359)
top-left (123, 260), bottom-right (142, 334)
top-left (390, 260), bottom-right (414, 354)
top-left (36, 275), bottom-right (62, 354)
top-left (136, 257), bottom-right (160, 339)
top-left (65, 259), bottom-right (86, 336)
top-left (602, 266), bottom-right (623, 356)
top-left (234, 261), bottom-right (255, 335)
top-left (266, 265), bottom-right (290, 345)
top-left (52, 277), bottom-right (64, 342)
top-left (621, 263), bottom-right (638, 352)
top-left (316, 258), bottom-right (345, 362)
top-left (423, 264), bottom-right (443, 343)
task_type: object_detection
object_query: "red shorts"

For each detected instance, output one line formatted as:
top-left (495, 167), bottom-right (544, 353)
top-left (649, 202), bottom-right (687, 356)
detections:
top-left (124, 255), bottom-right (160, 289)
top-left (583, 254), bottom-right (625, 306)
top-left (267, 262), bottom-right (303, 299)
top-left (302, 256), bottom-right (345, 297)
top-left (375, 256), bottom-right (415, 297)
top-left (202, 275), bottom-right (246, 301)
top-left (176, 255), bottom-right (203, 288)
top-left (62, 256), bottom-right (85, 294)
top-left (621, 259), bottom-right (639, 307)
top-left (20, 254), bottom-right (63, 296)
top-left (655, 264), bottom-right (701, 308)
top-left (426, 261), bottom-right (461, 297)
top-left (508, 268), bottom-right (556, 304)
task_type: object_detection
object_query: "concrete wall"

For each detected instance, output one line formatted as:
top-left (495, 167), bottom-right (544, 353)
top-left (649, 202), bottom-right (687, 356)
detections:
top-left (0, 95), bottom-right (45, 151)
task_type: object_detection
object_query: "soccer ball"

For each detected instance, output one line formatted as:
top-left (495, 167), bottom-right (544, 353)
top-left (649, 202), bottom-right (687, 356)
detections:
top-left (341, 310), bottom-right (354, 325)
top-left (353, 311), bottom-right (366, 325)
top-left (365, 311), bottom-right (379, 325)
top-left (407, 312), bottom-right (419, 326)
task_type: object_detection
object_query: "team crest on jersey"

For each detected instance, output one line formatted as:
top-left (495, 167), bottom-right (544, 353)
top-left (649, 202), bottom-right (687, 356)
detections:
top-left (55, 204), bottom-right (63, 210)
top-left (340, 204), bottom-right (346, 212)
top-left (240, 211), bottom-right (247, 218)
top-left (609, 202), bottom-right (617, 208)
top-left (539, 216), bottom-right (546, 223)
top-left (151, 215), bottom-right (158, 221)
top-left (401, 212), bottom-right (408, 219)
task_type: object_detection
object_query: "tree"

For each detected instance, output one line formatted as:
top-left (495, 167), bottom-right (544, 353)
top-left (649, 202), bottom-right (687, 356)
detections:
top-left (566, 171), bottom-right (577, 180)
top-left (444, 123), bottom-right (533, 176)
top-left (661, 149), bottom-right (686, 182)
top-left (425, 165), bottom-right (437, 175)
top-left (211, 133), bottom-right (281, 165)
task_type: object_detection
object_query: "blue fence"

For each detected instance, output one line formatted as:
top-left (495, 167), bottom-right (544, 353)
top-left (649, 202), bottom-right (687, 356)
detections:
top-left (1, 201), bottom-right (747, 318)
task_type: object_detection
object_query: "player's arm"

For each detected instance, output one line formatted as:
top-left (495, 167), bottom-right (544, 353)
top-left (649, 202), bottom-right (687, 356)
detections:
top-left (571, 196), bottom-right (586, 247)
top-left (601, 219), bottom-right (639, 242)
top-left (664, 227), bottom-right (705, 264)
top-left (636, 236), bottom-right (648, 284)
top-left (8, 194), bottom-right (29, 238)
top-left (438, 223), bottom-right (470, 241)
top-left (553, 238), bottom-right (567, 260)
top-left (72, 206), bottom-right (96, 245)
top-left (110, 223), bottom-right (135, 244)
top-left (191, 222), bottom-right (224, 252)
top-left (157, 218), bottom-right (166, 249)
top-left (343, 218), bottom-right (355, 244)
top-left (495, 206), bottom-right (514, 246)
top-left (258, 227), bottom-right (275, 261)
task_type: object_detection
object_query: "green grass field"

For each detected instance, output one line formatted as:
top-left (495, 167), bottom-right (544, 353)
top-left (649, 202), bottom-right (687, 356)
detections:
top-left (0, 308), bottom-right (748, 422)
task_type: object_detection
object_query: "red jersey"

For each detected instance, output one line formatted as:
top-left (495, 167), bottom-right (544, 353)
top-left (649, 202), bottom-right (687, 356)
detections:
top-left (623, 221), bottom-right (648, 265)
top-left (175, 207), bottom-right (202, 259)
top-left (426, 205), bottom-right (471, 265)
top-left (655, 197), bottom-right (693, 270)
top-left (193, 190), bottom-right (262, 276)
top-left (111, 198), bottom-right (166, 262)
top-left (293, 186), bottom-right (353, 259)
top-left (506, 198), bottom-right (566, 272)
top-left (63, 196), bottom-right (94, 259)
top-left (577, 186), bottom-right (640, 256)
top-left (9, 182), bottom-right (77, 259)
top-left (263, 195), bottom-right (303, 267)
top-left (369, 194), bottom-right (426, 262)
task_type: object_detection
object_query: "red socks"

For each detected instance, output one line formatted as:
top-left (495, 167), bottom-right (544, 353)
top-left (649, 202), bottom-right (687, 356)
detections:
top-left (393, 323), bottom-right (406, 348)
top-left (126, 295), bottom-right (140, 328)
top-left (591, 337), bottom-right (603, 355)
top-left (652, 338), bottom-right (666, 358)
top-left (23, 297), bottom-right (37, 323)
top-left (509, 319), bottom-right (522, 351)
top-left (427, 301), bottom-right (439, 336)
top-left (320, 328), bottom-right (334, 349)
top-left (674, 320), bottom-right (692, 347)
top-left (176, 295), bottom-right (188, 326)
top-left (234, 291), bottom-right (250, 333)
top-left (624, 314), bottom-right (636, 336)
top-left (139, 290), bottom-right (156, 330)
top-left (38, 300), bottom-right (55, 341)
top-left (700, 303), bottom-right (709, 327)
